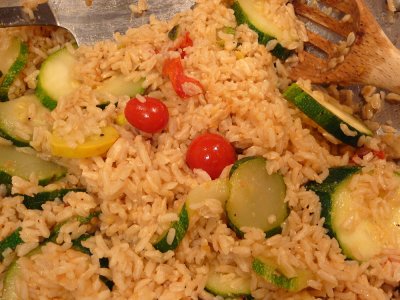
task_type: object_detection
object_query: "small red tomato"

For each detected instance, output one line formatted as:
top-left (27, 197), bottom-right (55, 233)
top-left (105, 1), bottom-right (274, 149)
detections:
top-left (124, 97), bottom-right (169, 133)
top-left (186, 133), bottom-right (236, 179)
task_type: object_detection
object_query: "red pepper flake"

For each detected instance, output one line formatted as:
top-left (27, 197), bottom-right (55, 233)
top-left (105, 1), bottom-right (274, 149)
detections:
top-left (372, 150), bottom-right (385, 159)
top-left (177, 32), bottom-right (193, 58)
top-left (162, 57), bottom-right (203, 99)
top-left (169, 31), bottom-right (193, 58)
top-left (351, 147), bottom-right (385, 163)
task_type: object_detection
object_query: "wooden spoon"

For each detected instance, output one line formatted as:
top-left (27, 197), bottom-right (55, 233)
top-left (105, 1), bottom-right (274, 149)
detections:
top-left (290, 0), bottom-right (400, 94)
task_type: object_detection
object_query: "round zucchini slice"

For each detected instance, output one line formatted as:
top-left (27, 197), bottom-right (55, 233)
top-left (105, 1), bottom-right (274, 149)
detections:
top-left (226, 156), bottom-right (288, 238)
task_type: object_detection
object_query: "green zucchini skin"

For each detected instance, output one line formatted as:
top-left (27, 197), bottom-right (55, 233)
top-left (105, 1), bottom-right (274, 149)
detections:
top-left (283, 84), bottom-right (372, 147)
top-left (0, 228), bottom-right (23, 261)
top-left (0, 129), bottom-right (29, 148)
top-left (0, 42), bottom-right (28, 102)
top-left (228, 155), bottom-right (256, 178)
top-left (35, 46), bottom-right (78, 111)
top-left (306, 166), bottom-right (361, 239)
top-left (0, 95), bottom-right (49, 147)
top-left (35, 80), bottom-right (58, 110)
top-left (0, 171), bottom-right (12, 185)
top-left (17, 188), bottom-right (86, 210)
top-left (153, 204), bottom-right (189, 253)
top-left (232, 1), bottom-right (291, 60)
top-left (168, 25), bottom-right (180, 41)
top-left (71, 234), bottom-right (115, 290)
top-left (0, 145), bottom-right (67, 186)
top-left (252, 258), bottom-right (310, 292)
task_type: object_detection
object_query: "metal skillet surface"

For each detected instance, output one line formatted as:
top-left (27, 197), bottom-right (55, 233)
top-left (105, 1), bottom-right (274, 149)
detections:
top-left (0, 0), bottom-right (195, 45)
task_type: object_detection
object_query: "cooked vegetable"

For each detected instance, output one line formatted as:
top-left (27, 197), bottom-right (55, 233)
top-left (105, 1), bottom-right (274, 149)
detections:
top-left (124, 96), bottom-right (169, 133)
top-left (0, 228), bottom-right (23, 261)
top-left (205, 267), bottom-right (252, 298)
top-left (50, 126), bottom-right (119, 158)
top-left (45, 211), bottom-right (100, 244)
top-left (1, 214), bottom-right (108, 298)
top-left (0, 145), bottom-right (67, 186)
top-left (71, 234), bottom-right (114, 290)
top-left (252, 257), bottom-right (311, 292)
top-left (1, 259), bottom-right (20, 300)
top-left (185, 178), bottom-right (230, 216)
top-left (226, 156), bottom-right (288, 238)
top-left (176, 32), bottom-right (193, 58)
top-left (18, 188), bottom-right (85, 210)
top-left (162, 57), bottom-right (203, 98)
top-left (36, 46), bottom-right (78, 110)
top-left (307, 167), bottom-right (400, 261)
top-left (0, 38), bottom-right (28, 101)
top-left (221, 26), bottom-right (236, 35)
top-left (232, 0), bottom-right (291, 59)
top-left (283, 83), bottom-right (373, 147)
top-left (168, 25), bottom-right (180, 41)
top-left (153, 204), bottom-right (189, 253)
top-left (97, 75), bottom-right (145, 98)
top-left (0, 95), bottom-right (49, 147)
top-left (186, 133), bottom-right (236, 180)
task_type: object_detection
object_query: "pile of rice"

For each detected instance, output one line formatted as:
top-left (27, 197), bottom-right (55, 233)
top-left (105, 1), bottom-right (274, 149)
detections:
top-left (1, 0), bottom-right (400, 299)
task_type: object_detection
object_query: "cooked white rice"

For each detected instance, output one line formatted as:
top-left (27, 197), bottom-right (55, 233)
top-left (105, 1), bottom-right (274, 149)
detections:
top-left (1, 0), bottom-right (400, 299)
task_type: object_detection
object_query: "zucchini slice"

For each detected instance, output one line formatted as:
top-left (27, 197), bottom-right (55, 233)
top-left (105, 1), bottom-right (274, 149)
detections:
top-left (226, 156), bottom-right (288, 238)
top-left (205, 267), bottom-right (252, 299)
top-left (50, 126), bottom-right (120, 158)
top-left (35, 47), bottom-right (78, 110)
top-left (232, 0), bottom-right (292, 59)
top-left (252, 257), bottom-right (311, 292)
top-left (1, 259), bottom-right (21, 300)
top-left (0, 38), bottom-right (28, 101)
top-left (0, 145), bottom-right (67, 186)
top-left (283, 83), bottom-right (372, 147)
top-left (153, 204), bottom-right (189, 253)
top-left (18, 188), bottom-right (85, 210)
top-left (186, 178), bottom-right (230, 216)
top-left (71, 234), bottom-right (114, 290)
top-left (0, 95), bottom-right (49, 147)
top-left (97, 75), bottom-right (145, 98)
top-left (308, 167), bottom-right (400, 261)
top-left (0, 214), bottom-right (107, 298)
top-left (0, 228), bottom-right (23, 261)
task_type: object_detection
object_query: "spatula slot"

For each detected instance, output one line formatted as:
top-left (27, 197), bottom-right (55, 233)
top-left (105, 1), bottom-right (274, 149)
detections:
top-left (293, 0), bottom-right (355, 38)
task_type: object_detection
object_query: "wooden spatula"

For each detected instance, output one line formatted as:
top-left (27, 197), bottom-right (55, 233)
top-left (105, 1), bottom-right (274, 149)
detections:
top-left (290, 0), bottom-right (400, 94)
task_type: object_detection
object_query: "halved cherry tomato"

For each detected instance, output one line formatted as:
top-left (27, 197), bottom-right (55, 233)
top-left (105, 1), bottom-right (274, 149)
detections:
top-left (124, 97), bottom-right (169, 133)
top-left (186, 133), bottom-right (236, 179)
top-left (162, 57), bottom-right (203, 99)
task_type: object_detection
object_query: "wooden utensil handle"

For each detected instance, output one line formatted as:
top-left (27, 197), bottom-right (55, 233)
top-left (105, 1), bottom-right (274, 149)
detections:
top-left (366, 47), bottom-right (400, 94)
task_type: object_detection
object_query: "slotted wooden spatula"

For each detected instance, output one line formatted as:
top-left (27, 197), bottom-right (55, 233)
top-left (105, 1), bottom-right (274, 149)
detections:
top-left (290, 0), bottom-right (400, 94)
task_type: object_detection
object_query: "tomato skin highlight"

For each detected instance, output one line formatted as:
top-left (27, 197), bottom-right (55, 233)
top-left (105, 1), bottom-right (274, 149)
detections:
top-left (124, 97), bottom-right (169, 133)
top-left (186, 133), bottom-right (236, 179)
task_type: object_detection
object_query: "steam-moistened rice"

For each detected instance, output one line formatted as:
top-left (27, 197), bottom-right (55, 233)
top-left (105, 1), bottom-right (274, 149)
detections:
top-left (1, 0), bottom-right (400, 299)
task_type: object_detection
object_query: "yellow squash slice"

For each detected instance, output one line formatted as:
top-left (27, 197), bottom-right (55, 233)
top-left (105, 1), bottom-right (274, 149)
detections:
top-left (50, 126), bottom-right (119, 158)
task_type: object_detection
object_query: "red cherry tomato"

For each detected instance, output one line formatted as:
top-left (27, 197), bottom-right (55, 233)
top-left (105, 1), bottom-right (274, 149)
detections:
top-left (124, 97), bottom-right (169, 133)
top-left (186, 133), bottom-right (236, 179)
